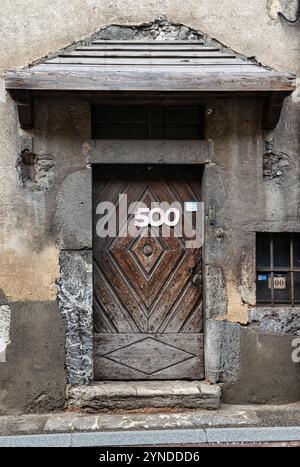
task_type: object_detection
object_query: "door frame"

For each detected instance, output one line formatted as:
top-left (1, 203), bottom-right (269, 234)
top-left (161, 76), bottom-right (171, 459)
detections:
top-left (89, 139), bottom-right (212, 382)
top-left (92, 163), bottom-right (205, 380)
top-left (59, 138), bottom-right (222, 385)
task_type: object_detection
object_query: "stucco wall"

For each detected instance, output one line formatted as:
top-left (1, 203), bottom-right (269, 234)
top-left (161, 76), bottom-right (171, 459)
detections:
top-left (204, 96), bottom-right (300, 402)
top-left (0, 1), bottom-right (299, 413)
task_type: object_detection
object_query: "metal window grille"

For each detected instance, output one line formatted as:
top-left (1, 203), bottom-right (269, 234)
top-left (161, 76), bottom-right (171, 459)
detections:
top-left (256, 233), bottom-right (300, 306)
top-left (91, 105), bottom-right (204, 140)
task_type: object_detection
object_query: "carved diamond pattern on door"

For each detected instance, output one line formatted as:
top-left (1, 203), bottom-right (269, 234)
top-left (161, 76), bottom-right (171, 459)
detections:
top-left (101, 337), bottom-right (195, 375)
top-left (93, 166), bottom-right (204, 379)
top-left (130, 233), bottom-right (165, 277)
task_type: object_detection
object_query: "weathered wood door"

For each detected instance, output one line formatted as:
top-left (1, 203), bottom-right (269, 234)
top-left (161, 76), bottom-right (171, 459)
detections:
top-left (93, 166), bottom-right (204, 380)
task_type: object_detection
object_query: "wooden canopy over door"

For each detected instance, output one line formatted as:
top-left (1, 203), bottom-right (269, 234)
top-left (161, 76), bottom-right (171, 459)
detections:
top-left (5, 40), bottom-right (295, 131)
top-left (93, 166), bottom-right (204, 380)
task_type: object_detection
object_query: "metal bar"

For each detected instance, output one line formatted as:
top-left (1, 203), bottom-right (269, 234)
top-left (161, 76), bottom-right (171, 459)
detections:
top-left (93, 120), bottom-right (202, 124)
top-left (291, 233), bottom-right (295, 306)
top-left (270, 234), bottom-right (274, 307)
top-left (148, 105), bottom-right (152, 139)
top-left (126, 105), bottom-right (130, 137)
top-left (198, 106), bottom-right (202, 139)
top-left (257, 266), bottom-right (300, 272)
top-left (257, 267), bottom-right (290, 272)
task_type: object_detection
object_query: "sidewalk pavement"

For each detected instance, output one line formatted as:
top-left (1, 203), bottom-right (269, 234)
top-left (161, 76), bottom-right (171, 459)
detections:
top-left (0, 402), bottom-right (300, 446)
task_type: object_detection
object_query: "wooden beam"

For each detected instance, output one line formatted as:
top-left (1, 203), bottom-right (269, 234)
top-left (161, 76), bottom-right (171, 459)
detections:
top-left (45, 58), bottom-right (249, 66)
top-left (90, 40), bottom-right (205, 45)
top-left (9, 90), bottom-right (34, 129)
top-left (5, 69), bottom-right (295, 93)
top-left (56, 50), bottom-right (237, 58)
top-left (75, 44), bottom-right (211, 51)
top-left (262, 92), bottom-right (288, 130)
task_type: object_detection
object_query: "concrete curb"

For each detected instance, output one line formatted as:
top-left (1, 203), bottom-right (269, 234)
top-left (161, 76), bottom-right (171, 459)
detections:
top-left (0, 426), bottom-right (300, 447)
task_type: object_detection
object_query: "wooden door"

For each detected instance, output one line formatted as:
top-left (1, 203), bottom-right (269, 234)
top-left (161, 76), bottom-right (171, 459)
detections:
top-left (93, 166), bottom-right (204, 380)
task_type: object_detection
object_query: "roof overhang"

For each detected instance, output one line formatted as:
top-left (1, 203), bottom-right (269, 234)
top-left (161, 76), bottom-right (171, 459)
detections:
top-left (5, 40), bottom-right (296, 130)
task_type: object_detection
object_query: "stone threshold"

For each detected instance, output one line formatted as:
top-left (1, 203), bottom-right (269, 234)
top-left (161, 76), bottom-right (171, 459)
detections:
top-left (67, 380), bottom-right (221, 412)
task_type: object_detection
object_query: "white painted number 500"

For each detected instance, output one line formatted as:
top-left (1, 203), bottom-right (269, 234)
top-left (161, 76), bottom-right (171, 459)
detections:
top-left (135, 207), bottom-right (180, 227)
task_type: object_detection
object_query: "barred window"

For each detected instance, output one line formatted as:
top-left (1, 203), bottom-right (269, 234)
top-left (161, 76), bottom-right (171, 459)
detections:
top-left (91, 105), bottom-right (204, 140)
top-left (256, 233), bottom-right (300, 306)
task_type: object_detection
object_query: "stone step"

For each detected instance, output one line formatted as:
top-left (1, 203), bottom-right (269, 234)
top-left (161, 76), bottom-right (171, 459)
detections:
top-left (67, 381), bottom-right (221, 412)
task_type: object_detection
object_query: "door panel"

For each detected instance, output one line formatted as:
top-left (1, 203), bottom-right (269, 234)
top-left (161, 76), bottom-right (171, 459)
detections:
top-left (94, 334), bottom-right (203, 379)
top-left (93, 166), bottom-right (204, 380)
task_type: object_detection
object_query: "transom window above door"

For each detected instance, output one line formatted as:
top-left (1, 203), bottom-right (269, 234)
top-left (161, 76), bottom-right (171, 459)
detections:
top-left (91, 105), bottom-right (205, 140)
top-left (256, 233), bottom-right (300, 306)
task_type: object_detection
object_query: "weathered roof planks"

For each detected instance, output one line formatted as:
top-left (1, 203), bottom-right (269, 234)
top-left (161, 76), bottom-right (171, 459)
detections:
top-left (4, 39), bottom-right (295, 130)
top-left (5, 40), bottom-right (295, 93)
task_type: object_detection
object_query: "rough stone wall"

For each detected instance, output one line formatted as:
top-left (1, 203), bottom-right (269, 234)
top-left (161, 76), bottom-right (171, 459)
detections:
top-left (0, 2), bottom-right (299, 413)
top-left (57, 251), bottom-right (93, 384)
